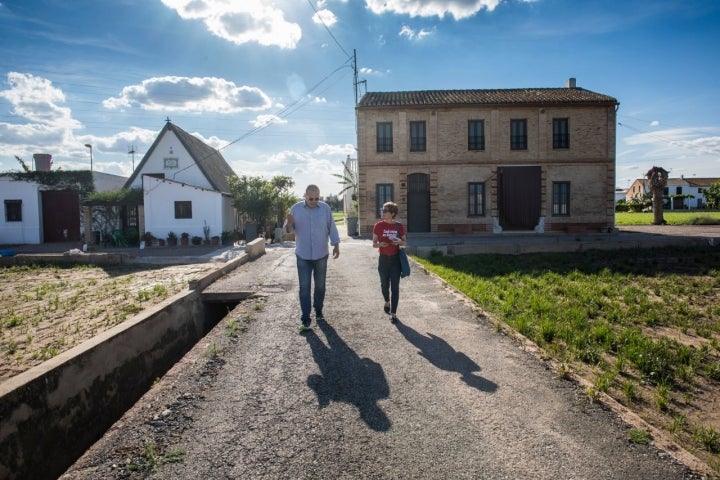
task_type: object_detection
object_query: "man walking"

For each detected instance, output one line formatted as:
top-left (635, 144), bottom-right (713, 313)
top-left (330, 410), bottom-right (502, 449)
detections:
top-left (284, 185), bottom-right (340, 332)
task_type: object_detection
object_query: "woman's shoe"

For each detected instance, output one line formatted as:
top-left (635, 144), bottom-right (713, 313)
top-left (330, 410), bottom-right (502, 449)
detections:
top-left (383, 302), bottom-right (391, 314)
top-left (390, 314), bottom-right (398, 324)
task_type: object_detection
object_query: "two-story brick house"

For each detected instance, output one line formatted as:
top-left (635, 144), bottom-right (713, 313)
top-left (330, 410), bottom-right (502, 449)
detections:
top-left (355, 79), bottom-right (619, 235)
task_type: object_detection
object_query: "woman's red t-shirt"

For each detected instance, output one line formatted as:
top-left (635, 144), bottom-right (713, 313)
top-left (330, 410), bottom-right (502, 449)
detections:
top-left (373, 221), bottom-right (405, 256)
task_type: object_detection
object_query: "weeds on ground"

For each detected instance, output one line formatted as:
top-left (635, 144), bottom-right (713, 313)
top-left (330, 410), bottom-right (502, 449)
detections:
top-left (126, 438), bottom-right (185, 472)
top-left (416, 245), bottom-right (720, 471)
top-left (0, 263), bottom-right (189, 380)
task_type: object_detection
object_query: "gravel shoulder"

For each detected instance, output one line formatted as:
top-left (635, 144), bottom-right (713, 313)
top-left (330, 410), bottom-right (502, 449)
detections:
top-left (60, 239), bottom-right (712, 479)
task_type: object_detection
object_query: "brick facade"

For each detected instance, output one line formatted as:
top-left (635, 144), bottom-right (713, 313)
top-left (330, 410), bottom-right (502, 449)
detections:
top-left (356, 85), bottom-right (619, 235)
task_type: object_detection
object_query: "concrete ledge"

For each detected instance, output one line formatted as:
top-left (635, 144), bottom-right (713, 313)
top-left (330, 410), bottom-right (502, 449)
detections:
top-left (0, 248), bottom-right (264, 480)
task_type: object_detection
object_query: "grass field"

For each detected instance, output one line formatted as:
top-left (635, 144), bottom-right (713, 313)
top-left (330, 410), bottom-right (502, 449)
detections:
top-left (416, 246), bottom-right (720, 472)
top-left (616, 210), bottom-right (720, 225)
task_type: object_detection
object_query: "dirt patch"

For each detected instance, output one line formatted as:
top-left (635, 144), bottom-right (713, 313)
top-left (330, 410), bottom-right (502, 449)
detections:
top-left (0, 262), bottom-right (216, 381)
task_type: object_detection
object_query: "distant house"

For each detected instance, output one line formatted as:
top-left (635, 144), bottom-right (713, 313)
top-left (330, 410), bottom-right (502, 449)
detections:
top-left (625, 176), bottom-right (720, 210)
top-left (119, 121), bottom-right (238, 243)
top-left (1, 166), bottom-right (126, 245)
top-left (355, 78), bottom-right (620, 235)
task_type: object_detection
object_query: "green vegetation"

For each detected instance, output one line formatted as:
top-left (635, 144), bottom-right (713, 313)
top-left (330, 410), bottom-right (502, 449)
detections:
top-left (416, 246), bottom-right (720, 467)
top-left (629, 428), bottom-right (651, 445)
top-left (127, 438), bottom-right (185, 472)
top-left (615, 210), bottom-right (720, 225)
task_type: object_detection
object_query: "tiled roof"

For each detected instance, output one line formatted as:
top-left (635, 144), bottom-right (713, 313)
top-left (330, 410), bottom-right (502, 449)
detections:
top-left (168, 123), bottom-right (235, 193)
top-left (358, 88), bottom-right (618, 108)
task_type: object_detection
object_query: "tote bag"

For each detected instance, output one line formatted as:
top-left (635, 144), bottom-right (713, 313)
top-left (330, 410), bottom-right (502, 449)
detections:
top-left (399, 248), bottom-right (411, 278)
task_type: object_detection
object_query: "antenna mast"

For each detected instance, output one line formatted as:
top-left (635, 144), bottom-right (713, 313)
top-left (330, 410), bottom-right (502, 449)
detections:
top-left (128, 145), bottom-right (137, 171)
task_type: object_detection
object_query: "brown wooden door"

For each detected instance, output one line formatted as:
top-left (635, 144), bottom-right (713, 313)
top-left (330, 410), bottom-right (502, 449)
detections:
top-left (498, 166), bottom-right (541, 231)
top-left (407, 173), bottom-right (430, 232)
top-left (41, 191), bottom-right (81, 242)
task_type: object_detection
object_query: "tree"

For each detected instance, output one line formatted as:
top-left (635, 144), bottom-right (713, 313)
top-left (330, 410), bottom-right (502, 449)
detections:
top-left (646, 166), bottom-right (669, 225)
top-left (228, 175), bottom-right (297, 235)
top-left (703, 181), bottom-right (720, 209)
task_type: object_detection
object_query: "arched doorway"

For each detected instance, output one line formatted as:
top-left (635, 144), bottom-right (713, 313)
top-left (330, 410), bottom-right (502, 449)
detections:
top-left (407, 173), bottom-right (430, 232)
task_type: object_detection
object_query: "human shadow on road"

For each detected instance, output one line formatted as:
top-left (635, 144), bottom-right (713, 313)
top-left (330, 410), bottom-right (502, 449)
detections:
top-left (304, 317), bottom-right (391, 432)
top-left (394, 320), bottom-right (498, 393)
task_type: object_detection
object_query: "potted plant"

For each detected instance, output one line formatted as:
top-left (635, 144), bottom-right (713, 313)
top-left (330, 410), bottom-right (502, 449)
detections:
top-left (203, 221), bottom-right (211, 244)
top-left (221, 230), bottom-right (235, 246)
top-left (191, 235), bottom-right (202, 246)
top-left (166, 231), bottom-right (178, 246)
top-left (142, 231), bottom-right (154, 246)
top-left (180, 232), bottom-right (189, 246)
top-left (158, 238), bottom-right (166, 247)
top-left (211, 235), bottom-right (220, 245)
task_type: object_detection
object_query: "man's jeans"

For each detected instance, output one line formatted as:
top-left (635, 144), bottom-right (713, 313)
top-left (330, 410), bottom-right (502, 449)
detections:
top-left (296, 254), bottom-right (328, 321)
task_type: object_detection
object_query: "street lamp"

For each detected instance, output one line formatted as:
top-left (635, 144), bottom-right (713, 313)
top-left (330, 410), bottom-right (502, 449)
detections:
top-left (84, 143), bottom-right (93, 172)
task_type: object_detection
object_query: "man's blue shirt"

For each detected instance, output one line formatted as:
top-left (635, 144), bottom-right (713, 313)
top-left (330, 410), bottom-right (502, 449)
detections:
top-left (286, 200), bottom-right (340, 260)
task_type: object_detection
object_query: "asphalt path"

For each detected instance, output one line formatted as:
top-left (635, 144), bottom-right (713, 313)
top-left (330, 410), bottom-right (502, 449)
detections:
top-left (66, 237), bottom-right (706, 479)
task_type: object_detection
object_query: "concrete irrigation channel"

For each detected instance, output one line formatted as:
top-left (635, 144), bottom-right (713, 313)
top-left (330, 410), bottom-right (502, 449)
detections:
top-left (0, 239), bottom-right (266, 480)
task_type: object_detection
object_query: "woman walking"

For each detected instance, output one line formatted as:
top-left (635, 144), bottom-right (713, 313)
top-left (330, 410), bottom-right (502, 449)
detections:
top-left (372, 202), bottom-right (407, 323)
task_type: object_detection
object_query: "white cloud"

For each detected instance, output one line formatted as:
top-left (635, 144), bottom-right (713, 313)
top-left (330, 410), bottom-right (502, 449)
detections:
top-left (312, 9), bottom-right (337, 26)
top-left (360, 67), bottom-right (390, 76)
top-left (0, 72), bottom-right (80, 130)
top-left (650, 120), bottom-right (660, 127)
top-left (313, 143), bottom-right (355, 156)
top-left (229, 144), bottom-right (356, 197)
top-left (250, 114), bottom-right (288, 128)
top-left (365, 0), bottom-right (503, 20)
top-left (398, 24), bottom-right (435, 40)
top-left (160, 0), bottom-right (302, 49)
top-left (103, 76), bottom-right (273, 113)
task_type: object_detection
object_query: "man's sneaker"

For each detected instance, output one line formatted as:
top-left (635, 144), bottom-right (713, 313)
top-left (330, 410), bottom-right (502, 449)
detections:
top-left (299, 318), bottom-right (311, 332)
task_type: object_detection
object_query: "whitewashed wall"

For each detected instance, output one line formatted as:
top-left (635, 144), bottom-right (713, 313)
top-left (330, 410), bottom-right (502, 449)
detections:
top-left (142, 176), bottom-right (225, 240)
top-left (0, 178), bottom-right (42, 245)
top-left (129, 131), bottom-right (213, 190)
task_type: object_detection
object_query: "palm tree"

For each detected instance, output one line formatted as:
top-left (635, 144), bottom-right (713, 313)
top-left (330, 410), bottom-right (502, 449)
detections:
top-left (332, 157), bottom-right (358, 217)
top-left (646, 166), bottom-right (669, 225)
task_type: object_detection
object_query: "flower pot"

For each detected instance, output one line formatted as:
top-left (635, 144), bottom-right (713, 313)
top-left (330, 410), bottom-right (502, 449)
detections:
top-left (181, 237), bottom-right (189, 246)
top-left (211, 236), bottom-right (219, 245)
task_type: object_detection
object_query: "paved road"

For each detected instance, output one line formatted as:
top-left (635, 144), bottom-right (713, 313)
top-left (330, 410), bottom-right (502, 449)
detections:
top-left (65, 236), bottom-right (708, 479)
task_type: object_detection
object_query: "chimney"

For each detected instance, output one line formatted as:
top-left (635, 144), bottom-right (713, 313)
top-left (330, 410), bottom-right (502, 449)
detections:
top-left (567, 77), bottom-right (577, 88)
top-left (33, 153), bottom-right (53, 171)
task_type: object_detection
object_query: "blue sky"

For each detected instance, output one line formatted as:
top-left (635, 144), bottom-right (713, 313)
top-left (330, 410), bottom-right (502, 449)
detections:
top-left (1, 0), bottom-right (719, 197)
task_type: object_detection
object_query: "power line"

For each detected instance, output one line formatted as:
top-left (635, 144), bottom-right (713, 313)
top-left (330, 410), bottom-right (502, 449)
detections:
top-left (305, 0), bottom-right (351, 58)
top-left (617, 122), bottom-right (720, 156)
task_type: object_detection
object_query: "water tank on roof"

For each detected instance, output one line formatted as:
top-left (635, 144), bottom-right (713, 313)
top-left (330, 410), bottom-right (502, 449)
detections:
top-left (33, 153), bottom-right (53, 171)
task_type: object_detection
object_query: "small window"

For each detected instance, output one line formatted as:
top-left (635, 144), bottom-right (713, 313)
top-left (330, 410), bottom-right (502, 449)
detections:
top-left (410, 121), bottom-right (426, 152)
top-left (468, 120), bottom-right (485, 150)
top-left (164, 157), bottom-right (179, 169)
top-left (174, 201), bottom-right (192, 219)
top-left (511, 119), bottom-right (527, 150)
top-left (127, 206), bottom-right (138, 227)
top-left (376, 184), bottom-right (394, 217)
top-left (676, 186), bottom-right (682, 195)
top-left (376, 122), bottom-right (393, 153)
top-left (553, 118), bottom-right (569, 149)
top-left (5, 200), bottom-right (22, 222)
top-left (552, 182), bottom-right (570, 216)
top-left (468, 183), bottom-right (485, 216)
